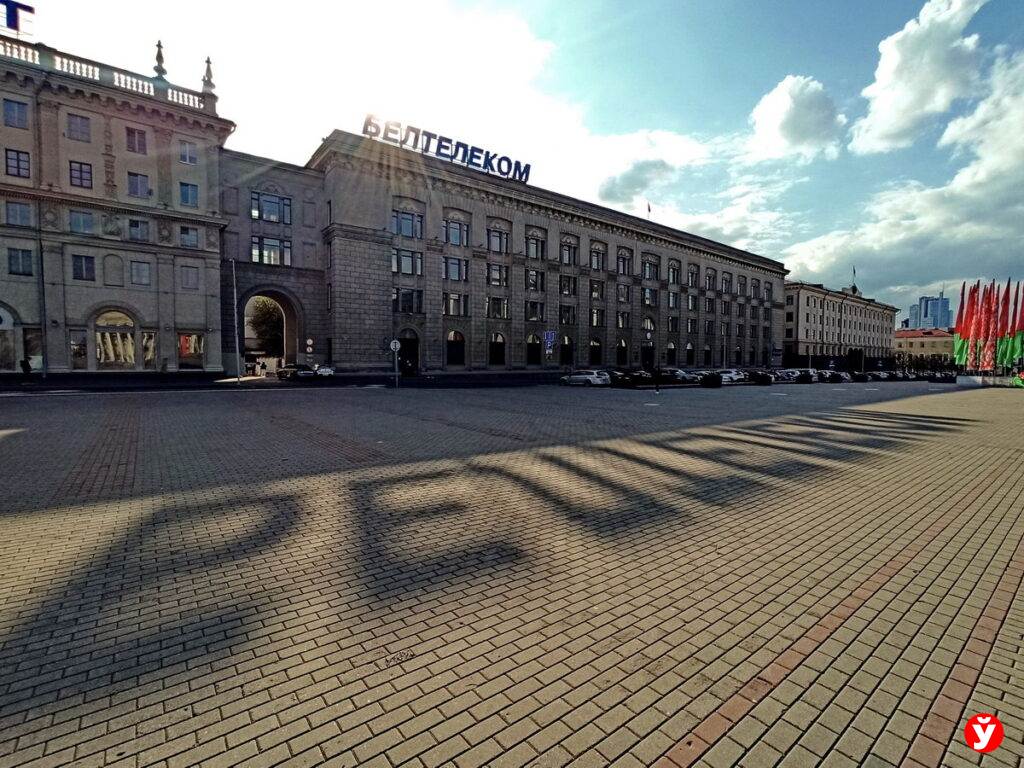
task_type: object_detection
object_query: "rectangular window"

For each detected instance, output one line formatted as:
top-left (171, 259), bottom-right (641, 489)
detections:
top-left (559, 305), bottom-right (577, 325)
top-left (589, 250), bottom-right (604, 270)
top-left (69, 210), bottom-right (93, 233)
top-left (705, 269), bottom-right (716, 290)
top-left (722, 322), bottom-right (730, 336)
top-left (687, 318), bottom-right (696, 334)
top-left (668, 316), bottom-right (680, 332)
top-left (250, 192), bottom-right (293, 224)
top-left (179, 140), bottom-right (197, 164)
top-left (127, 172), bottom-right (149, 198)
top-left (442, 219), bottom-right (469, 246)
top-left (67, 113), bottom-right (91, 142)
top-left (126, 127), bottom-right (147, 154)
top-left (69, 161), bottom-right (93, 188)
top-left (72, 254), bottom-right (95, 281)
top-left (721, 273), bottom-right (733, 293)
top-left (737, 325), bottom-right (745, 338)
top-left (785, 328), bottom-right (793, 338)
top-left (180, 226), bottom-right (199, 248)
top-left (643, 288), bottom-right (658, 307)
top-left (704, 297), bottom-right (714, 313)
top-left (486, 297), bottom-right (509, 319)
top-left (590, 280), bottom-right (604, 300)
top-left (559, 275), bottom-right (577, 296)
top-left (3, 99), bottom-right (28, 129)
top-left (687, 265), bottom-right (698, 287)
top-left (722, 301), bottom-right (730, 315)
top-left (442, 293), bottom-right (470, 317)
top-left (177, 332), bottom-right (204, 369)
top-left (763, 307), bottom-right (772, 321)
top-left (705, 320), bottom-right (714, 335)
top-left (487, 263), bottom-right (508, 287)
top-left (251, 236), bottom-right (293, 266)
top-left (786, 295), bottom-right (794, 305)
top-left (764, 283), bottom-right (773, 301)
top-left (642, 261), bottom-right (659, 280)
top-left (668, 291), bottom-right (679, 310)
top-left (668, 263), bottom-right (680, 284)
top-left (525, 269), bottom-right (545, 292)
top-left (181, 265), bottom-right (199, 289)
top-left (8, 248), bottom-right (31, 276)
top-left (751, 279), bottom-right (760, 298)
top-left (617, 254), bottom-right (632, 275)
top-left (617, 284), bottom-right (630, 303)
top-left (442, 256), bottom-right (469, 281)
top-left (130, 260), bottom-right (151, 285)
top-left (526, 236), bottom-right (546, 260)
top-left (180, 182), bottom-right (199, 207)
top-left (763, 326), bottom-right (771, 339)
top-left (392, 288), bottom-right (423, 314)
top-left (487, 229), bottom-right (509, 253)
top-left (525, 301), bottom-right (545, 321)
top-left (687, 294), bottom-right (697, 312)
top-left (616, 311), bottom-right (631, 329)
top-left (738, 276), bottom-right (747, 296)
top-left (5, 149), bottom-right (29, 178)
top-left (391, 210), bottom-right (423, 238)
top-left (6, 201), bottom-right (31, 226)
top-left (559, 243), bottom-right (578, 265)
top-left (128, 219), bottom-right (150, 242)
top-left (590, 308), bottom-right (605, 327)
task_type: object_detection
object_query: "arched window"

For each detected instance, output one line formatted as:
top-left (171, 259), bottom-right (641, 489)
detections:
top-left (489, 332), bottom-right (506, 366)
top-left (446, 330), bottom-right (465, 366)
top-left (616, 338), bottom-right (628, 367)
top-left (588, 338), bottom-right (602, 366)
top-left (526, 333), bottom-right (541, 365)
top-left (642, 316), bottom-right (655, 332)
top-left (685, 342), bottom-right (695, 366)
top-left (666, 341), bottom-right (677, 366)
top-left (95, 310), bottom-right (135, 370)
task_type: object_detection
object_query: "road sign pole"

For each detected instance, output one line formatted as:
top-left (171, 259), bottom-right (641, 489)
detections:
top-left (389, 339), bottom-right (401, 389)
top-left (394, 348), bottom-right (399, 389)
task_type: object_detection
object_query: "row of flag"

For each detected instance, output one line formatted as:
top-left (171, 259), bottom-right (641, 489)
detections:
top-left (952, 279), bottom-right (1024, 369)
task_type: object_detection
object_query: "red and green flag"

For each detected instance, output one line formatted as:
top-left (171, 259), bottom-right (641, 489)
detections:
top-left (952, 281), bottom-right (966, 365)
top-left (967, 281), bottom-right (982, 369)
top-left (1013, 281), bottom-right (1023, 364)
top-left (996, 277), bottom-right (1012, 366)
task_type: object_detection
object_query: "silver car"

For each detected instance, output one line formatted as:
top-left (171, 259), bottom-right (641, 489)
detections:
top-left (559, 369), bottom-right (611, 386)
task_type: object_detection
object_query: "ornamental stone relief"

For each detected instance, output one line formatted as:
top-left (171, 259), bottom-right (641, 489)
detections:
top-left (158, 223), bottom-right (171, 243)
top-left (41, 207), bottom-right (59, 230)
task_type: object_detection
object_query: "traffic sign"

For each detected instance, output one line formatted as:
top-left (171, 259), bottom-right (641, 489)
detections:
top-left (543, 331), bottom-right (556, 342)
top-left (389, 339), bottom-right (401, 352)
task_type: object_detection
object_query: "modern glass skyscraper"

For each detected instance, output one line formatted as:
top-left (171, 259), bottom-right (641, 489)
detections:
top-left (907, 291), bottom-right (952, 329)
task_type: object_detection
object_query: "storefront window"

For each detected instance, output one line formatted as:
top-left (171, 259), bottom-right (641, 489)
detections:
top-left (95, 311), bottom-right (135, 370)
top-left (23, 327), bottom-right (42, 370)
top-left (0, 307), bottom-right (14, 370)
top-left (178, 333), bottom-right (204, 369)
top-left (69, 329), bottom-right (87, 369)
top-left (142, 332), bottom-right (158, 369)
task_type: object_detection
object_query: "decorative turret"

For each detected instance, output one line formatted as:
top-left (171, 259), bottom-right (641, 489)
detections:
top-left (153, 40), bottom-right (167, 80)
top-left (201, 56), bottom-right (218, 114)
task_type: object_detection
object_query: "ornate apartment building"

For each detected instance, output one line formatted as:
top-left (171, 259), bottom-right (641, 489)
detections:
top-left (782, 281), bottom-right (899, 369)
top-left (1, 35), bottom-right (788, 376)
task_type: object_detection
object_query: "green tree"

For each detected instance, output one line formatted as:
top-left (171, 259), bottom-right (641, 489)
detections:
top-left (249, 297), bottom-right (283, 357)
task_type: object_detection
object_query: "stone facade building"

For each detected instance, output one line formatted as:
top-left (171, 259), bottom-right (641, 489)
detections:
top-left (2, 35), bottom-right (788, 377)
top-left (782, 281), bottom-right (899, 370)
top-left (894, 328), bottom-right (953, 366)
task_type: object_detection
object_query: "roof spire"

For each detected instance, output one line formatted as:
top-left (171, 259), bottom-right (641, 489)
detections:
top-left (154, 40), bottom-right (167, 80)
top-left (202, 57), bottom-right (215, 95)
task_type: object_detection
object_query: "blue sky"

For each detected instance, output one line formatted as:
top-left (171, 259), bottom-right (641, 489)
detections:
top-left (24, 0), bottom-right (1024, 320)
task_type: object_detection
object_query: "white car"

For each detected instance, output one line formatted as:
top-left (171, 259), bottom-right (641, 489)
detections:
top-left (313, 364), bottom-right (335, 377)
top-left (559, 369), bottom-right (611, 386)
top-left (716, 369), bottom-right (744, 383)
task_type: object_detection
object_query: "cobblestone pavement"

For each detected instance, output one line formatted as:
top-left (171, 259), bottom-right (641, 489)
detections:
top-left (0, 383), bottom-right (1021, 768)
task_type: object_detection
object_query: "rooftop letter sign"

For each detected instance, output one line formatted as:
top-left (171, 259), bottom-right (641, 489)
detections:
top-left (1, 1), bottom-right (33, 31)
top-left (362, 115), bottom-right (531, 184)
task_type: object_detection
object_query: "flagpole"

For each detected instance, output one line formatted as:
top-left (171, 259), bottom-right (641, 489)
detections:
top-left (232, 258), bottom-right (241, 384)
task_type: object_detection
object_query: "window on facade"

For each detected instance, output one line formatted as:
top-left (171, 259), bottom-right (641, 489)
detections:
top-left (559, 305), bottom-right (577, 325)
top-left (687, 318), bottom-right (696, 334)
top-left (180, 226), bottom-right (199, 248)
top-left (8, 248), bottom-right (31, 276)
top-left (763, 307), bottom-right (772, 321)
top-left (487, 229), bottom-right (509, 253)
top-left (392, 288), bottom-right (423, 313)
top-left (687, 294), bottom-right (697, 311)
top-left (67, 114), bottom-right (91, 142)
top-left (127, 172), bottom-right (149, 198)
top-left (786, 295), bottom-right (794, 305)
top-left (128, 219), bottom-right (150, 242)
top-left (68, 329), bottom-right (87, 369)
top-left (486, 297), bottom-right (509, 319)
top-left (70, 210), bottom-right (93, 233)
top-left (617, 284), bottom-right (630, 303)
top-left (751, 279), bottom-right (760, 298)
top-left (126, 127), bottom-right (147, 154)
top-left (590, 280), bottom-right (604, 300)
top-left (721, 322), bottom-right (730, 336)
top-left (559, 275), bottom-right (577, 296)
top-left (590, 308), bottom-right (605, 327)
top-left (721, 301), bottom-right (730, 315)
top-left (442, 256), bottom-right (469, 281)
top-left (738, 276), bottom-right (747, 296)
top-left (705, 319), bottom-right (714, 335)
top-left (525, 269), bottom-right (545, 292)
top-left (668, 261), bottom-right (680, 284)
top-left (442, 219), bottom-right (469, 246)
top-left (617, 253), bottom-right (632, 275)
top-left (178, 333), bottom-right (204, 369)
top-left (559, 242), bottom-right (578, 265)
top-left (391, 210), bottom-right (423, 238)
top-left (687, 264), bottom-right (699, 287)
top-left (668, 291), bottom-right (679, 310)
top-left (668, 316), bottom-right (680, 332)
top-left (642, 316), bottom-right (655, 332)
top-left (442, 293), bottom-right (470, 316)
top-left (180, 183), bottom-right (199, 208)
top-left (180, 265), bottom-right (199, 289)
top-left (94, 311), bottom-right (136, 370)
top-left (704, 297), bottom-right (714, 313)
top-left (525, 301), bottom-right (545, 321)
top-left (764, 282), bottom-right (773, 301)
top-left (3, 99), bottom-right (28, 128)
top-left (250, 192), bottom-right (292, 224)
top-left (722, 273), bottom-right (732, 293)
top-left (69, 161), bottom-right (92, 188)
top-left (616, 311), bottom-right (631, 329)
top-left (642, 288), bottom-right (658, 307)
top-left (738, 304), bottom-right (747, 318)
top-left (487, 263), bottom-right (508, 286)
top-left (589, 249), bottom-right (604, 270)
top-left (390, 247), bottom-right (421, 275)
top-left (705, 268), bottom-right (716, 290)
top-left (737, 325), bottom-right (745, 338)
top-left (251, 237), bottom-right (293, 266)
top-left (526, 235), bottom-right (546, 260)
top-left (6, 201), bottom-right (30, 226)
top-left (72, 254), bottom-right (95, 281)
top-left (785, 328), bottom-right (793, 338)
top-left (179, 140), bottom-right (197, 164)
top-left (763, 326), bottom-right (771, 339)
top-left (130, 260), bottom-right (151, 285)
top-left (642, 259), bottom-right (659, 280)
top-left (5, 149), bottom-right (29, 177)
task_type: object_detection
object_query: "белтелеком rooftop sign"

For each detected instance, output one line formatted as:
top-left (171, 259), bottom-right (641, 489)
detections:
top-left (362, 115), bottom-right (531, 183)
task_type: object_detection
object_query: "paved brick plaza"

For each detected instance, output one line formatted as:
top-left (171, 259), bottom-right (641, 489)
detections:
top-left (0, 383), bottom-right (1021, 768)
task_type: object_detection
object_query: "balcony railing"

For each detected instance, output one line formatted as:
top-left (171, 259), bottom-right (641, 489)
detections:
top-left (0, 34), bottom-right (215, 116)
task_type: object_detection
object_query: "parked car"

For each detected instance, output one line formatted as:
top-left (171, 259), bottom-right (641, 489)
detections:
top-left (603, 370), bottom-right (634, 388)
top-left (716, 369), bottom-right (744, 383)
top-left (661, 368), bottom-right (700, 383)
top-left (827, 371), bottom-right (852, 383)
top-left (313, 364), bottom-right (335, 377)
top-left (277, 364), bottom-right (315, 381)
top-left (699, 371), bottom-right (723, 388)
top-left (851, 372), bottom-right (870, 382)
top-left (748, 370), bottom-right (774, 385)
top-left (794, 371), bottom-right (816, 384)
top-left (559, 369), bottom-right (611, 386)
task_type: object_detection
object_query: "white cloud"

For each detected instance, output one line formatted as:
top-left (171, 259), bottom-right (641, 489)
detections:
top-left (849, 0), bottom-right (990, 154)
top-left (746, 76), bottom-right (847, 162)
top-left (786, 50), bottom-right (1024, 311)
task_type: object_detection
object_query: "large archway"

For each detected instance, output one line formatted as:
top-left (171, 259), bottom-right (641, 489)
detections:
top-left (489, 333), bottom-right (506, 366)
top-left (398, 328), bottom-right (419, 376)
top-left (446, 330), bottom-right (466, 367)
top-left (239, 288), bottom-right (303, 374)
